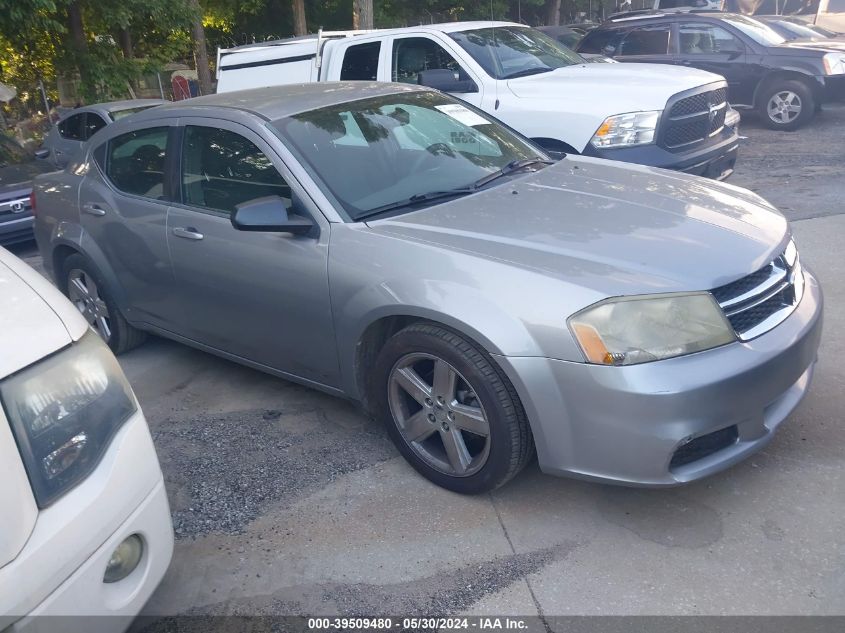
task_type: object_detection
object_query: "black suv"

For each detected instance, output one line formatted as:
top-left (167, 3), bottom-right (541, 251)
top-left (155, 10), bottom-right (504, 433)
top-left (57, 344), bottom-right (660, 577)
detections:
top-left (577, 11), bottom-right (845, 130)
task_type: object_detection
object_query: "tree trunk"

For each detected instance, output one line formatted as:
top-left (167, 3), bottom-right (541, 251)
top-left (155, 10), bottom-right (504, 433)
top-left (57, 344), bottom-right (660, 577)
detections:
top-left (188, 0), bottom-right (213, 95)
top-left (352, 0), bottom-right (373, 29)
top-left (118, 28), bottom-right (134, 59)
top-left (545, 0), bottom-right (562, 25)
top-left (67, 1), bottom-right (87, 55)
top-left (292, 0), bottom-right (307, 35)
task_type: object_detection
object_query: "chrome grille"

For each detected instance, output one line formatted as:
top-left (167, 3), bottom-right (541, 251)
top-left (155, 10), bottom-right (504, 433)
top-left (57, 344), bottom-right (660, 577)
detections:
top-left (711, 245), bottom-right (804, 341)
top-left (662, 87), bottom-right (728, 152)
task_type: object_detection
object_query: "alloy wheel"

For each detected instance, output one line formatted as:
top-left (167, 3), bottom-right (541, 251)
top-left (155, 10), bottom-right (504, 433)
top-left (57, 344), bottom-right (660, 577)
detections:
top-left (767, 90), bottom-right (802, 125)
top-left (67, 268), bottom-right (111, 341)
top-left (387, 353), bottom-right (491, 477)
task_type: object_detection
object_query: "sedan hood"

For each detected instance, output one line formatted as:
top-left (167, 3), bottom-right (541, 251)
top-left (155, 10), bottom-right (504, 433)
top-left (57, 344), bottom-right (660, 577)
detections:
top-left (367, 157), bottom-right (789, 298)
top-left (507, 63), bottom-right (723, 111)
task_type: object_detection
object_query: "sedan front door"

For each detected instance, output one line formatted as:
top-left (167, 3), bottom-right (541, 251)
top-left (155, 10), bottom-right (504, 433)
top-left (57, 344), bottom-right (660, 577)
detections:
top-left (165, 118), bottom-right (339, 387)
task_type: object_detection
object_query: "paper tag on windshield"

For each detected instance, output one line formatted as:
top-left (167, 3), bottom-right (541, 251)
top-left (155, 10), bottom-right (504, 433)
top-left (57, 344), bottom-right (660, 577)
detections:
top-left (435, 104), bottom-right (489, 127)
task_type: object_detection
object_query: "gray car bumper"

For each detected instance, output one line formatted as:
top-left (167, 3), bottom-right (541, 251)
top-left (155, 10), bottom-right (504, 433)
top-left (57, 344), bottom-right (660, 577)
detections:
top-left (494, 268), bottom-right (823, 487)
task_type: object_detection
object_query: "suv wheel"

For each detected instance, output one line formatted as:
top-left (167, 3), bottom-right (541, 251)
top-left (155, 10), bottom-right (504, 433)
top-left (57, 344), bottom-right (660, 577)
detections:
top-left (759, 80), bottom-right (815, 131)
top-left (372, 323), bottom-right (534, 494)
top-left (63, 254), bottom-right (146, 354)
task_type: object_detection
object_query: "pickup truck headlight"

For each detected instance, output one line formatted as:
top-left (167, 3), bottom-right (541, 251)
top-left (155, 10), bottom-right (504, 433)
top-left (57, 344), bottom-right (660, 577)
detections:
top-left (823, 53), bottom-right (845, 75)
top-left (590, 111), bottom-right (661, 148)
top-left (725, 106), bottom-right (741, 130)
top-left (568, 293), bottom-right (736, 366)
top-left (0, 332), bottom-right (137, 507)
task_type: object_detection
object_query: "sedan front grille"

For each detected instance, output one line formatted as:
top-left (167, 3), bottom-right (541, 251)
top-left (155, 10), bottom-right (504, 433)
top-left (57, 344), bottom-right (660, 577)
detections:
top-left (711, 246), bottom-right (804, 341)
top-left (661, 87), bottom-right (728, 151)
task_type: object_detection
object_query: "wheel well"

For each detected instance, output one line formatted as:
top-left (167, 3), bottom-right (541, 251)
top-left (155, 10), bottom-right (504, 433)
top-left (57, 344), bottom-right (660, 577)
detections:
top-left (530, 137), bottom-right (579, 157)
top-left (52, 244), bottom-right (81, 292)
top-left (754, 72), bottom-right (821, 108)
top-left (354, 315), bottom-right (422, 415)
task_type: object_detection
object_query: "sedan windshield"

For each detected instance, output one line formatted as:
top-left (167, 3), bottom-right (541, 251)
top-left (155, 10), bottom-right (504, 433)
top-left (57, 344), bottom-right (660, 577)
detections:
top-left (719, 15), bottom-right (787, 46)
top-left (449, 26), bottom-right (583, 80)
top-left (272, 91), bottom-right (545, 221)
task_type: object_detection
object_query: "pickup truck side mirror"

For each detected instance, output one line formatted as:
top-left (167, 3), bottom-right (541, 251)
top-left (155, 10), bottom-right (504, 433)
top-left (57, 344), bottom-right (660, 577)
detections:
top-left (34, 148), bottom-right (50, 160)
top-left (231, 196), bottom-right (314, 235)
top-left (418, 69), bottom-right (479, 94)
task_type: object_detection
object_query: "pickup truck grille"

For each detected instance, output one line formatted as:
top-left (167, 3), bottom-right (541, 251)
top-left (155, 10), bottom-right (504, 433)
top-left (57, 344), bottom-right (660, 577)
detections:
top-left (661, 87), bottom-right (728, 152)
top-left (711, 246), bottom-right (804, 341)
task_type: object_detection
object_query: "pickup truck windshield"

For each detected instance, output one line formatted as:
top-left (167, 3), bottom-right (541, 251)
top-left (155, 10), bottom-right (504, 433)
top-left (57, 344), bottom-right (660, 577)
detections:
top-left (272, 91), bottom-right (545, 221)
top-left (449, 26), bottom-right (583, 80)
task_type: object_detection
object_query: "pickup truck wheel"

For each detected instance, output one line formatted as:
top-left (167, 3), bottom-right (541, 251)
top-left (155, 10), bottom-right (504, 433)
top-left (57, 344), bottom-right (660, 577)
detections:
top-left (373, 323), bottom-right (533, 494)
top-left (758, 80), bottom-right (815, 131)
top-left (63, 254), bottom-right (146, 354)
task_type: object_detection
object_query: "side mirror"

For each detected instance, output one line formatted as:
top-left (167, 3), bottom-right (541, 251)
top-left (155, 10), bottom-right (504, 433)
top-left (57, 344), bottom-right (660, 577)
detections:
top-left (231, 196), bottom-right (314, 235)
top-left (34, 148), bottom-right (50, 160)
top-left (418, 69), bottom-right (479, 94)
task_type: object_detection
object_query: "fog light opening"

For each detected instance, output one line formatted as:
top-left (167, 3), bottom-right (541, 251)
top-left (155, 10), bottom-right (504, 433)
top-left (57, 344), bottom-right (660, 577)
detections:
top-left (103, 534), bottom-right (144, 583)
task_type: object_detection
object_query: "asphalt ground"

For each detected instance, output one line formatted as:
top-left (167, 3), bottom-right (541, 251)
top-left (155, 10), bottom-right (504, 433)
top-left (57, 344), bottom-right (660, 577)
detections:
top-left (6, 102), bottom-right (845, 624)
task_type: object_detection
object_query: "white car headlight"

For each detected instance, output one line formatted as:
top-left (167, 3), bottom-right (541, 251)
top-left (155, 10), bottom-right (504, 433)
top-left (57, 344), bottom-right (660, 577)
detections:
top-left (590, 111), bottom-right (661, 149)
top-left (823, 53), bottom-right (845, 75)
top-left (568, 292), bottom-right (736, 366)
top-left (0, 332), bottom-right (137, 507)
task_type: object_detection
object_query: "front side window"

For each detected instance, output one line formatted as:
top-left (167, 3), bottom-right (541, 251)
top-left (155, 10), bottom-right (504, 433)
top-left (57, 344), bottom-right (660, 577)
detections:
top-left (84, 114), bottom-right (107, 139)
top-left (392, 37), bottom-right (465, 83)
top-left (181, 126), bottom-right (290, 214)
top-left (679, 24), bottom-right (744, 54)
top-left (273, 91), bottom-right (542, 221)
top-left (59, 114), bottom-right (85, 141)
top-left (340, 41), bottom-right (381, 81)
top-left (618, 25), bottom-right (672, 56)
top-left (450, 26), bottom-right (582, 79)
top-left (105, 127), bottom-right (168, 199)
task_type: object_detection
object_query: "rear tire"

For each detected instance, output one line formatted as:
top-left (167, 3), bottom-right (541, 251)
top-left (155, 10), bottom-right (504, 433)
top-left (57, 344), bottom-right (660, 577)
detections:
top-left (372, 323), bottom-right (534, 494)
top-left (757, 79), bottom-right (815, 131)
top-left (62, 254), bottom-right (147, 354)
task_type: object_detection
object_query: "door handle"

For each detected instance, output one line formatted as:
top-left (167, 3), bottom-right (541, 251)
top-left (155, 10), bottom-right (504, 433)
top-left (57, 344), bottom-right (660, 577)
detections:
top-left (172, 227), bottom-right (204, 241)
top-left (82, 202), bottom-right (107, 216)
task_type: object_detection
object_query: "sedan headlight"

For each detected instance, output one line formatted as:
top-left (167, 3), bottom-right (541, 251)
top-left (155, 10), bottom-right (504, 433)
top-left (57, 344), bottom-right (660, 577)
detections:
top-left (823, 53), bottom-right (845, 75)
top-left (590, 111), bottom-right (661, 148)
top-left (0, 332), bottom-right (136, 507)
top-left (569, 292), bottom-right (736, 366)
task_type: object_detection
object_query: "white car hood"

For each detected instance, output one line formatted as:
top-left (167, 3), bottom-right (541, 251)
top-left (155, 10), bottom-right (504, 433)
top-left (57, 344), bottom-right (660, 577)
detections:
top-left (0, 249), bottom-right (87, 379)
top-left (507, 62), bottom-right (724, 112)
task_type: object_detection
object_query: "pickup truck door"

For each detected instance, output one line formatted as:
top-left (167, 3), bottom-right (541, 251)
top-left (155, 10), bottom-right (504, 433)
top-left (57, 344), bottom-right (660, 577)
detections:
top-left (675, 23), bottom-right (752, 105)
top-left (382, 34), bottom-right (486, 110)
top-left (164, 117), bottom-right (339, 387)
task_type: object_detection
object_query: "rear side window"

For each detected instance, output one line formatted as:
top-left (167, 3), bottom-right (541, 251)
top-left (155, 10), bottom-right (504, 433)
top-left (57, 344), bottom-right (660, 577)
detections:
top-left (181, 126), bottom-right (290, 214)
top-left (84, 114), bottom-right (107, 140)
top-left (340, 42), bottom-right (381, 80)
top-left (58, 113), bottom-right (85, 141)
top-left (618, 25), bottom-right (672, 56)
top-left (104, 127), bottom-right (168, 199)
top-left (578, 29), bottom-right (625, 55)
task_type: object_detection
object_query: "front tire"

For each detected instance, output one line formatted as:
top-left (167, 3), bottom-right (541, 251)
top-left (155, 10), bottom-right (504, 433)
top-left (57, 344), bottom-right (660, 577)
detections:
top-left (63, 254), bottom-right (146, 354)
top-left (758, 80), bottom-right (815, 131)
top-left (372, 323), bottom-right (533, 494)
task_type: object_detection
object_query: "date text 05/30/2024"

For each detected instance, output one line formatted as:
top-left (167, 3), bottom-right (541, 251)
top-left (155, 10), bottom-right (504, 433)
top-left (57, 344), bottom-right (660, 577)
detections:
top-left (307, 617), bottom-right (529, 630)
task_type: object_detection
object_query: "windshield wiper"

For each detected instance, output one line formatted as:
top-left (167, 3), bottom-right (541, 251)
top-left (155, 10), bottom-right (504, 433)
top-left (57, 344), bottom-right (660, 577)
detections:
top-left (357, 158), bottom-right (553, 221)
top-left (500, 66), bottom-right (554, 79)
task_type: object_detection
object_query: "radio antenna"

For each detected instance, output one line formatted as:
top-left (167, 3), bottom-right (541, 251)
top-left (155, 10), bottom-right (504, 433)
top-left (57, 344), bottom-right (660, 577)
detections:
top-left (491, 0), bottom-right (500, 110)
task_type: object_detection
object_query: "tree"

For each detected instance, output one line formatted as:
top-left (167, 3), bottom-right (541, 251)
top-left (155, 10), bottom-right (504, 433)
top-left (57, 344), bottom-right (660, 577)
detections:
top-left (189, 0), bottom-right (213, 94)
top-left (292, 0), bottom-right (307, 35)
top-left (545, 0), bottom-right (561, 24)
top-left (353, 0), bottom-right (373, 29)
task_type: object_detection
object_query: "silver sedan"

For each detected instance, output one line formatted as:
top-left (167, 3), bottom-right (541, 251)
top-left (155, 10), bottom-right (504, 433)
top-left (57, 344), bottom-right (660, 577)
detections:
top-left (32, 83), bottom-right (823, 493)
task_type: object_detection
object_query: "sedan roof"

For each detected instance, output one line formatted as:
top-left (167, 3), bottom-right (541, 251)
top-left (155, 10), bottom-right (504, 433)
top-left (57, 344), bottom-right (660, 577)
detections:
top-left (132, 82), bottom-right (430, 122)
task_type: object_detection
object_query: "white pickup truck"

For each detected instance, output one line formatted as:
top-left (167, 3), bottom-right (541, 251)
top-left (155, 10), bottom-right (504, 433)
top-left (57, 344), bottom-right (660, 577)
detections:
top-left (216, 21), bottom-right (740, 179)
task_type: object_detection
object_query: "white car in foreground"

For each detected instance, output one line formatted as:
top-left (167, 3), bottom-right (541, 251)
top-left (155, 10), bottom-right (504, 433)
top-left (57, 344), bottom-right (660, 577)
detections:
top-left (0, 248), bottom-right (172, 631)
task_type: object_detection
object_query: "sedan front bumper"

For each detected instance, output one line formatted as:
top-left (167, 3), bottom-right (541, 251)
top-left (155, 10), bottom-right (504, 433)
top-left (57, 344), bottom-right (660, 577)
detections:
top-left (494, 267), bottom-right (823, 487)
